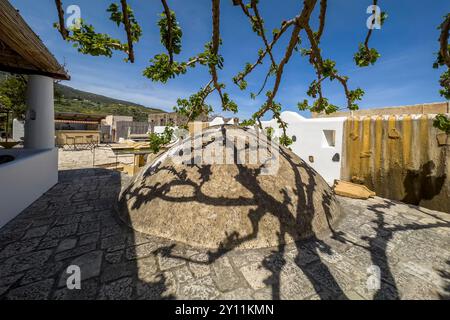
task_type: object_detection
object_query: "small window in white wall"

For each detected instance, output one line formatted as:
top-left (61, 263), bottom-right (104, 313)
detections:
top-left (323, 130), bottom-right (336, 147)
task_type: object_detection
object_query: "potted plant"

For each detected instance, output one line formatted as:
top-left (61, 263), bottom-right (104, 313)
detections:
top-left (434, 114), bottom-right (450, 146)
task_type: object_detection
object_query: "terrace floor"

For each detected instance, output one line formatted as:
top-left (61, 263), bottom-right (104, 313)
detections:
top-left (0, 148), bottom-right (449, 300)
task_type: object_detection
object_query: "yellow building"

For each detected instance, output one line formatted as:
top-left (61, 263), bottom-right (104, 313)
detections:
top-left (55, 112), bottom-right (105, 147)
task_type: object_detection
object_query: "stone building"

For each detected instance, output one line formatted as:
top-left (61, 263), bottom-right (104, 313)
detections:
top-left (148, 112), bottom-right (209, 126)
top-left (103, 115), bottom-right (134, 141)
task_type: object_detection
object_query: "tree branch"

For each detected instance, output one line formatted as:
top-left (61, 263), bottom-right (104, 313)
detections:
top-left (256, 67), bottom-right (272, 96)
top-left (184, 79), bottom-right (215, 126)
top-left (304, 24), bottom-right (351, 108)
top-left (54, 0), bottom-right (69, 39)
top-left (250, 0), bottom-right (277, 68)
top-left (233, 17), bottom-right (296, 84)
top-left (439, 14), bottom-right (450, 68)
top-left (364, 0), bottom-right (378, 50)
top-left (120, 0), bottom-right (135, 63)
top-left (316, 0), bottom-right (327, 42)
top-left (161, 0), bottom-right (174, 64)
top-left (254, 0), bottom-right (318, 123)
top-left (211, 0), bottom-right (226, 108)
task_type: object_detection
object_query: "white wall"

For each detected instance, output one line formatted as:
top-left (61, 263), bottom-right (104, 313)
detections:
top-left (24, 75), bottom-right (55, 149)
top-left (0, 148), bottom-right (58, 229)
top-left (209, 117), bottom-right (225, 126)
top-left (261, 111), bottom-right (346, 185)
top-left (1, 75), bottom-right (59, 229)
top-left (13, 119), bottom-right (25, 142)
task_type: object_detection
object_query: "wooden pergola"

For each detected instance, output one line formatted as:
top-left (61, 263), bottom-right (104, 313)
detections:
top-left (0, 0), bottom-right (69, 80)
top-left (55, 112), bottom-right (106, 123)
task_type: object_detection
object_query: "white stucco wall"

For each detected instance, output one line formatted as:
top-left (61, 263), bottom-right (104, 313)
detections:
top-left (0, 148), bottom-right (58, 229)
top-left (209, 117), bottom-right (225, 126)
top-left (12, 119), bottom-right (25, 142)
top-left (24, 75), bottom-right (55, 149)
top-left (261, 111), bottom-right (346, 185)
top-left (1, 75), bottom-right (59, 230)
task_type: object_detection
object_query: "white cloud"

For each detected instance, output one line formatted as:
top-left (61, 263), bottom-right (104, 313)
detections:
top-left (73, 82), bottom-right (194, 112)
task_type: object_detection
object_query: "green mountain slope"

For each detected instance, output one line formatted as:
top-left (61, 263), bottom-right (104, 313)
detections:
top-left (0, 72), bottom-right (166, 122)
top-left (55, 83), bottom-right (166, 122)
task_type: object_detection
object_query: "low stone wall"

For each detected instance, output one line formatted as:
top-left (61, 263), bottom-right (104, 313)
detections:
top-left (0, 148), bottom-right (58, 228)
top-left (313, 102), bottom-right (449, 118)
top-left (341, 114), bottom-right (450, 213)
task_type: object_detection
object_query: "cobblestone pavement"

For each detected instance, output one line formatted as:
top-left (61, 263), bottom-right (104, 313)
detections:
top-left (0, 166), bottom-right (449, 300)
top-left (58, 146), bottom-right (134, 170)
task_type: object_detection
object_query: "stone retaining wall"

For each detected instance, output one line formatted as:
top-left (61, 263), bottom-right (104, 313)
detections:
top-left (313, 102), bottom-right (449, 118)
top-left (341, 114), bottom-right (450, 213)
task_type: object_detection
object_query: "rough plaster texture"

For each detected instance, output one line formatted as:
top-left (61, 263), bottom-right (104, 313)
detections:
top-left (118, 126), bottom-right (342, 249)
top-left (342, 115), bottom-right (450, 213)
top-left (262, 109), bottom-right (450, 213)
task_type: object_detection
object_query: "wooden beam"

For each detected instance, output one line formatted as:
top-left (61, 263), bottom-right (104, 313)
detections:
top-left (0, 42), bottom-right (36, 70)
top-left (0, 0), bottom-right (69, 80)
top-left (0, 65), bottom-right (70, 80)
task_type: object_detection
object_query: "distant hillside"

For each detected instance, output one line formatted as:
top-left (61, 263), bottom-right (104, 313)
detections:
top-left (55, 83), bottom-right (166, 122)
top-left (0, 71), bottom-right (166, 122)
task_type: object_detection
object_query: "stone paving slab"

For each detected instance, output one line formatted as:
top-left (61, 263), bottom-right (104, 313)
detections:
top-left (0, 160), bottom-right (449, 299)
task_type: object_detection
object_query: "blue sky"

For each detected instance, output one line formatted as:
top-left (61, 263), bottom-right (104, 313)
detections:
top-left (10, 0), bottom-right (450, 119)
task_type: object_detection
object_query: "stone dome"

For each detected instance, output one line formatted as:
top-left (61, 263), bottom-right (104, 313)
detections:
top-left (117, 125), bottom-right (342, 250)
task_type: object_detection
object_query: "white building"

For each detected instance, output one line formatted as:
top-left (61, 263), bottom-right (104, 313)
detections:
top-left (209, 117), bottom-right (225, 126)
top-left (0, 1), bottom-right (70, 228)
top-left (261, 111), bottom-right (346, 185)
top-left (209, 116), bottom-right (239, 126)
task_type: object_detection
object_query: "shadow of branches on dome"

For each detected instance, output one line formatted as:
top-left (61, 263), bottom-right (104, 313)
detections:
top-left (118, 129), bottom-right (350, 300)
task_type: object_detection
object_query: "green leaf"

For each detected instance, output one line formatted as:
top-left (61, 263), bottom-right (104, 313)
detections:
top-left (158, 10), bottom-right (183, 55)
top-left (148, 126), bottom-right (174, 153)
top-left (433, 114), bottom-right (450, 133)
top-left (353, 44), bottom-right (380, 67)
